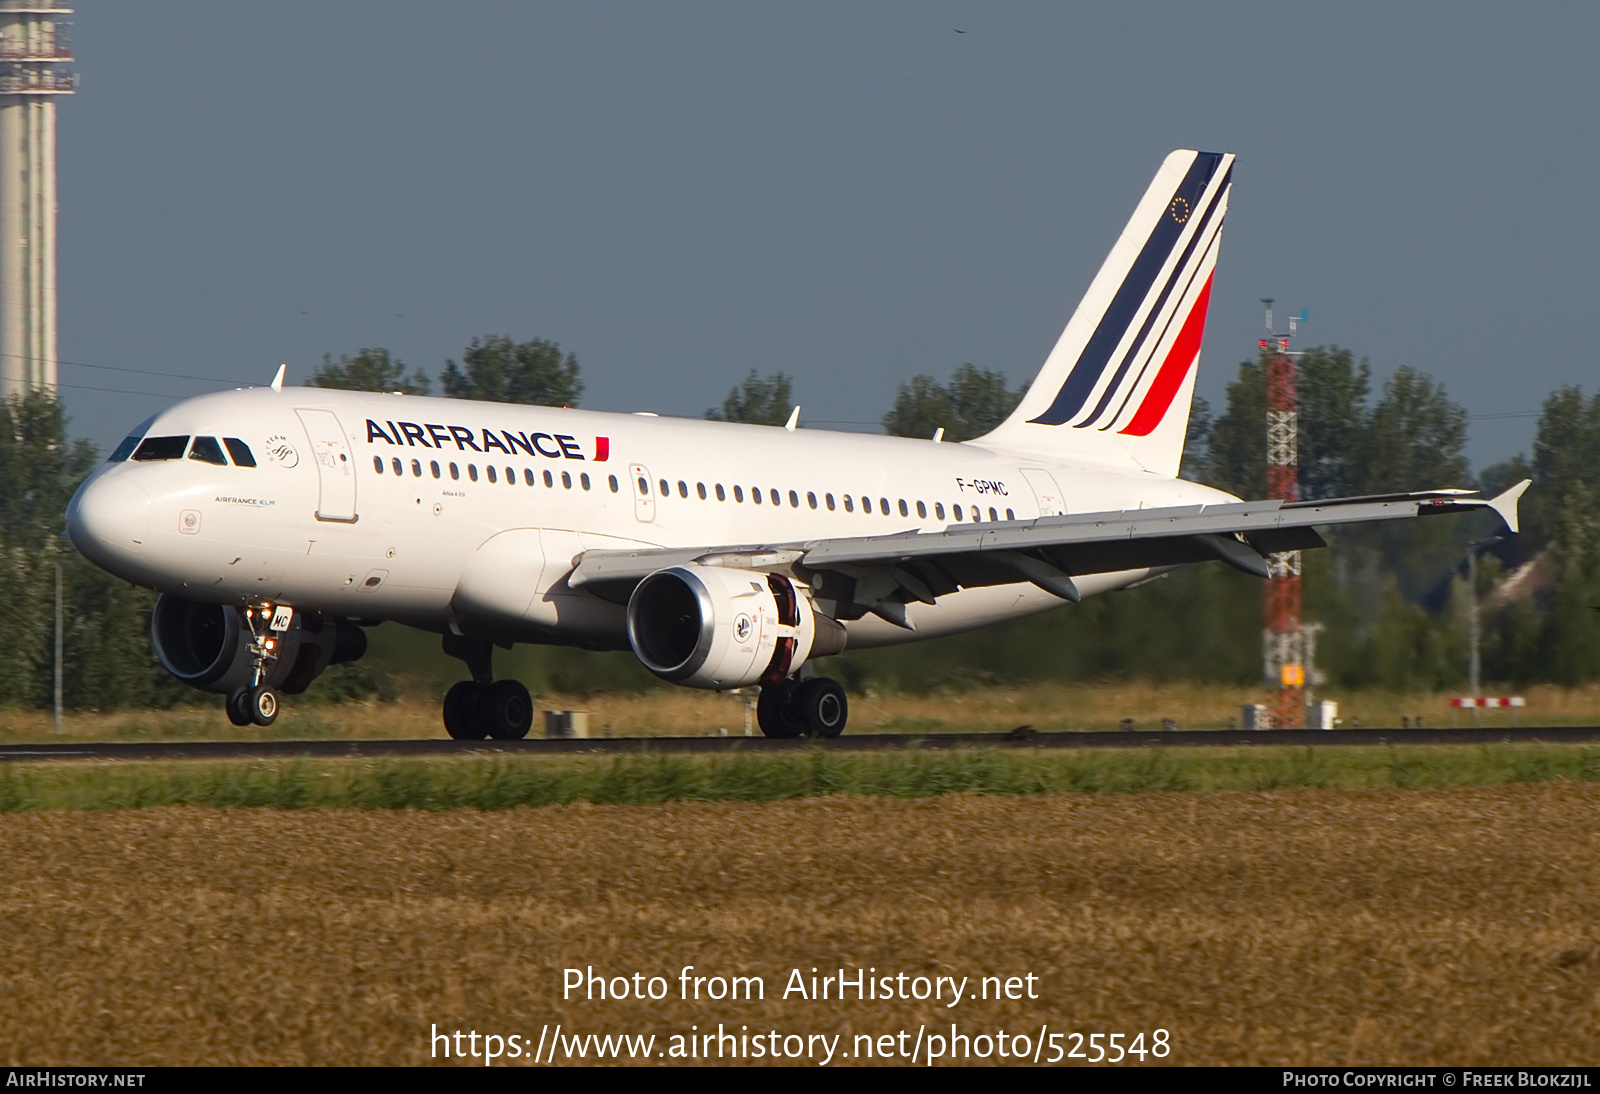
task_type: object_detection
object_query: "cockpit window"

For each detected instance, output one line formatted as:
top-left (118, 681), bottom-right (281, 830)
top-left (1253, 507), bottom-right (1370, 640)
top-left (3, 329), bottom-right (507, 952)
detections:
top-left (108, 434), bottom-right (142, 462)
top-left (222, 438), bottom-right (256, 467)
top-left (187, 436), bottom-right (227, 466)
top-left (106, 415), bottom-right (158, 462)
top-left (131, 436), bottom-right (190, 462)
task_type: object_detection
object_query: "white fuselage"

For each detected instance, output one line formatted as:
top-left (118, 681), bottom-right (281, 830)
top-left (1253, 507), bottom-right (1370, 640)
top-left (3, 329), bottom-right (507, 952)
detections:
top-left (67, 387), bottom-right (1238, 652)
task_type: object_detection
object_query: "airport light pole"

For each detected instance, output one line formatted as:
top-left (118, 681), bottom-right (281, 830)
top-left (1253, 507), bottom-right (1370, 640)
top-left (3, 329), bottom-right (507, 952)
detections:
top-left (53, 557), bottom-right (61, 734)
top-left (1465, 536), bottom-right (1503, 717)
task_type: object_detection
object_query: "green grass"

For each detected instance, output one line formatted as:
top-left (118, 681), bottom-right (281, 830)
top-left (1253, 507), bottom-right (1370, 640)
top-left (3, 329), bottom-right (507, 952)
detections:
top-left (6, 743), bottom-right (1600, 811)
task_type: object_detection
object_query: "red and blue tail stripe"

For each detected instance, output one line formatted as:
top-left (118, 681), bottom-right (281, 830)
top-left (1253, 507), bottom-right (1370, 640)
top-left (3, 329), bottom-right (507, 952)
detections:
top-left (1028, 153), bottom-right (1229, 429)
top-left (976, 150), bottom-right (1234, 478)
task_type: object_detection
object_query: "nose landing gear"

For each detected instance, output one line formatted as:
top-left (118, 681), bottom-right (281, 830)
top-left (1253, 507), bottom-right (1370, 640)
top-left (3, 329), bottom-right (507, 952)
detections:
top-left (225, 602), bottom-right (293, 727)
top-left (441, 635), bottom-right (533, 740)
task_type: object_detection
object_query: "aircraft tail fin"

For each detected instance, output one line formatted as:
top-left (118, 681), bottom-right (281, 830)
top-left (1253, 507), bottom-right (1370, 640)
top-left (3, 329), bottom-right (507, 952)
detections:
top-left (975, 149), bottom-right (1234, 476)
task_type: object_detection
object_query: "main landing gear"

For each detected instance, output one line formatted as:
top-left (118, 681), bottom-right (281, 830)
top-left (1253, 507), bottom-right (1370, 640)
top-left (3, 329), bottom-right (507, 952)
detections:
top-left (756, 676), bottom-right (849, 739)
top-left (440, 634), bottom-right (534, 741)
top-left (225, 602), bottom-right (292, 727)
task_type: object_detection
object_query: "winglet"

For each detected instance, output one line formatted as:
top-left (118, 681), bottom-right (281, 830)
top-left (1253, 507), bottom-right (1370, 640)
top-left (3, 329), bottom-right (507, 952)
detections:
top-left (784, 405), bottom-right (800, 431)
top-left (271, 363), bottom-right (286, 393)
top-left (1487, 479), bottom-right (1531, 534)
top-left (932, 427), bottom-right (945, 443)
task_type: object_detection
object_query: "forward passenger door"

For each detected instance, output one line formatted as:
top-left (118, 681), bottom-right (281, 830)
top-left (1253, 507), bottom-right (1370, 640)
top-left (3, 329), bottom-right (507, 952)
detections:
top-left (296, 408), bottom-right (358, 522)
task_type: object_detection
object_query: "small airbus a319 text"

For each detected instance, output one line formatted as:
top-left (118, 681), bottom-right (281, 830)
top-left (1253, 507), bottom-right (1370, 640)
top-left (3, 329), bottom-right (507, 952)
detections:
top-left (66, 151), bottom-right (1525, 738)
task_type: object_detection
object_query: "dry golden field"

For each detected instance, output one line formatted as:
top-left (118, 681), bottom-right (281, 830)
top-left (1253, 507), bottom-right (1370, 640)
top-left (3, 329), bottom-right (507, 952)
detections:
top-left (3, 785), bottom-right (1599, 1066)
top-left (0, 680), bottom-right (1590, 743)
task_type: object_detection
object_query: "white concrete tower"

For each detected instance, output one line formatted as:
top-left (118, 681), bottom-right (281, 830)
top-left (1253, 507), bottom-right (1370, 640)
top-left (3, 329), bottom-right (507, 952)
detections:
top-left (0, 3), bottom-right (72, 399)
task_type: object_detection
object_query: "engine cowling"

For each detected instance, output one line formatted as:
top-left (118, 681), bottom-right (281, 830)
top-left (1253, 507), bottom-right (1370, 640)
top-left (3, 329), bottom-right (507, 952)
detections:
top-left (626, 565), bottom-right (846, 689)
top-left (149, 594), bottom-right (366, 695)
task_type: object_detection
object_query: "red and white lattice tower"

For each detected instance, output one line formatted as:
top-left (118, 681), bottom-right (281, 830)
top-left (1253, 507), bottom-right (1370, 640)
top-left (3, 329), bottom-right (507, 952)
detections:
top-left (1261, 309), bottom-right (1303, 728)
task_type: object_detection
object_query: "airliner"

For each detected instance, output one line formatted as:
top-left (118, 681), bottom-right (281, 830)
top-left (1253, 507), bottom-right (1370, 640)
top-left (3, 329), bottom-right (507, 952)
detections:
top-left (65, 150), bottom-right (1526, 738)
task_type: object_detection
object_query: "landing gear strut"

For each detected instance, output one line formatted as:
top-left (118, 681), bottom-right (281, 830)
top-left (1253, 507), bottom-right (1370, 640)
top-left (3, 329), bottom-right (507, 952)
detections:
top-left (756, 677), bottom-right (848, 739)
top-left (441, 635), bottom-right (533, 741)
top-left (226, 602), bottom-right (291, 727)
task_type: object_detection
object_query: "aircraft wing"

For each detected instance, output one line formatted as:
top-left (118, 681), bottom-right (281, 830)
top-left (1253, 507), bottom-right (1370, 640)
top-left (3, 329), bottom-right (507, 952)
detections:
top-left (568, 480), bottom-right (1529, 627)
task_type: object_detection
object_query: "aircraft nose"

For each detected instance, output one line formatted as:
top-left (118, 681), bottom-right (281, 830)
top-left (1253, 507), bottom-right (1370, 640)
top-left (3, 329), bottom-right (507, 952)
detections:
top-left (67, 474), bottom-right (150, 561)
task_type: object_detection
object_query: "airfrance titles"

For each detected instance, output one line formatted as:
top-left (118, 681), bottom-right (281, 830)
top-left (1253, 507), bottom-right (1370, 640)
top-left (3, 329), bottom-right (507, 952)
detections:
top-left (364, 419), bottom-right (610, 462)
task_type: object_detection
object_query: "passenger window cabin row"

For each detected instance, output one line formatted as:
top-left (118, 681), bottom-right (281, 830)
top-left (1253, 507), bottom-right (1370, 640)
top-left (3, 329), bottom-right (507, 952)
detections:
top-left (111, 434), bottom-right (1020, 525)
top-left (374, 455), bottom-right (593, 492)
top-left (373, 456), bottom-right (1016, 523)
top-left (643, 476), bottom-right (1016, 523)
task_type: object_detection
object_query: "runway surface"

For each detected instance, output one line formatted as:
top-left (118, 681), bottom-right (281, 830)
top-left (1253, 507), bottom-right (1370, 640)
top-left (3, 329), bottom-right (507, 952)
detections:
top-left (1, 725), bottom-right (1598, 762)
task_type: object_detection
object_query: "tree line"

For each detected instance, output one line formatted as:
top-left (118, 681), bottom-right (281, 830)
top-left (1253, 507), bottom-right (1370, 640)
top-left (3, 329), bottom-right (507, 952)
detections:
top-left (2, 333), bottom-right (1595, 711)
top-left (849, 348), bottom-right (1598, 692)
top-left (674, 347), bottom-right (1600, 692)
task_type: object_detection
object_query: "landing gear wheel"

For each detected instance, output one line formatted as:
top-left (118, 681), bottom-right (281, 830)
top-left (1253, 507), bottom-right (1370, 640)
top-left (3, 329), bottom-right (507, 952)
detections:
top-left (793, 678), bottom-right (848, 738)
top-left (225, 689), bottom-right (253, 727)
top-left (248, 686), bottom-right (279, 727)
top-left (756, 681), bottom-right (803, 738)
top-left (443, 681), bottom-right (487, 740)
top-left (484, 680), bottom-right (534, 740)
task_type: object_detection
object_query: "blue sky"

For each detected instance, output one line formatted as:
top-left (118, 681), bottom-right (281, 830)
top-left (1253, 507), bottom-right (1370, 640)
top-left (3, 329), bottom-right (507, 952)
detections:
top-left (57, 2), bottom-right (1600, 472)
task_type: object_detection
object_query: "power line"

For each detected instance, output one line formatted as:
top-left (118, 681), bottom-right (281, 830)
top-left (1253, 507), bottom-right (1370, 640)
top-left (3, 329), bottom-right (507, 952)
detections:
top-left (58, 359), bottom-right (254, 386)
top-left (52, 378), bottom-right (240, 400)
top-left (0, 347), bottom-right (255, 387)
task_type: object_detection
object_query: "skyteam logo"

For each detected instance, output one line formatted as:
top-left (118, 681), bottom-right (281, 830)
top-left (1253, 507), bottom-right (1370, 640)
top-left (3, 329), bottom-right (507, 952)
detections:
top-left (264, 434), bottom-right (299, 468)
top-left (1029, 151), bottom-right (1230, 437)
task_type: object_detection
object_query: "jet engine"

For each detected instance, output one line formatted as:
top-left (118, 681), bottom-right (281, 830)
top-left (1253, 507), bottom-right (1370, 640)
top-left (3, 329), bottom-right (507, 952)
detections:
top-left (149, 594), bottom-right (367, 696)
top-left (626, 565), bottom-right (846, 690)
